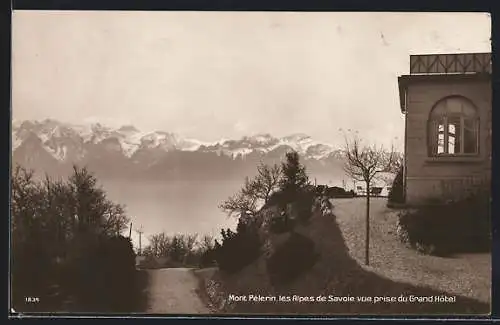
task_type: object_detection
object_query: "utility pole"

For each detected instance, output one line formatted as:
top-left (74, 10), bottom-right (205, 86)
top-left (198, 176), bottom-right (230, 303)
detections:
top-left (129, 222), bottom-right (132, 239)
top-left (135, 225), bottom-right (144, 256)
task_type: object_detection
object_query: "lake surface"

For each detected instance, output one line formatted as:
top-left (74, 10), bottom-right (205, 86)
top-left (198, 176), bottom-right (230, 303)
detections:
top-left (100, 179), bottom-right (243, 248)
top-left (100, 174), bottom-right (342, 249)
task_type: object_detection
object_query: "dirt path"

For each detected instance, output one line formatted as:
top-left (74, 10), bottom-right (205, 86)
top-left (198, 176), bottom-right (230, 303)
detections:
top-left (331, 197), bottom-right (491, 303)
top-left (145, 268), bottom-right (210, 314)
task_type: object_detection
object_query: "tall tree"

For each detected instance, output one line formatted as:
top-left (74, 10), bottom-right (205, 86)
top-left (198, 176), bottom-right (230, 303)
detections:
top-left (67, 165), bottom-right (130, 236)
top-left (343, 136), bottom-right (396, 266)
top-left (279, 150), bottom-right (310, 201)
top-left (199, 234), bottom-right (215, 251)
top-left (146, 232), bottom-right (170, 258)
top-left (11, 164), bottom-right (132, 310)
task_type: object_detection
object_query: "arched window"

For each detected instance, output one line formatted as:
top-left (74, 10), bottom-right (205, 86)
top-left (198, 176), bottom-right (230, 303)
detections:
top-left (428, 96), bottom-right (479, 156)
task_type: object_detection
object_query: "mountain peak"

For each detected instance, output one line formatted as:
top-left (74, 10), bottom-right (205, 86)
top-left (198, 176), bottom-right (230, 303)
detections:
top-left (18, 120), bottom-right (35, 130)
top-left (282, 133), bottom-right (311, 142)
top-left (41, 118), bottom-right (60, 125)
top-left (242, 133), bottom-right (277, 144)
top-left (118, 125), bottom-right (139, 133)
top-left (12, 118), bottom-right (341, 164)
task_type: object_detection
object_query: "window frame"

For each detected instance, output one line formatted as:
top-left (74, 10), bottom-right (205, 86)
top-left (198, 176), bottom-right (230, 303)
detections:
top-left (428, 96), bottom-right (480, 158)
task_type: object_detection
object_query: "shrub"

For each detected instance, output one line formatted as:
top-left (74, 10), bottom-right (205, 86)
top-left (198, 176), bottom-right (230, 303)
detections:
top-left (266, 190), bottom-right (288, 208)
top-left (325, 186), bottom-right (355, 198)
top-left (315, 185), bottom-right (328, 196)
top-left (268, 188), bottom-right (316, 235)
top-left (11, 235), bottom-right (56, 312)
top-left (316, 196), bottom-right (334, 215)
top-left (388, 166), bottom-right (405, 205)
top-left (295, 189), bottom-right (316, 223)
top-left (138, 255), bottom-right (161, 269)
top-left (213, 220), bottom-right (262, 273)
top-left (266, 232), bottom-right (319, 286)
top-left (10, 165), bottom-right (134, 312)
top-left (64, 234), bottom-right (137, 311)
top-left (199, 248), bottom-right (218, 268)
top-left (396, 188), bottom-right (491, 256)
top-left (269, 212), bottom-right (296, 234)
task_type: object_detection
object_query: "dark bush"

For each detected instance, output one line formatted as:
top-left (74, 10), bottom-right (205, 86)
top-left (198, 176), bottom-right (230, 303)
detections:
top-left (388, 166), bottom-right (405, 206)
top-left (183, 252), bottom-right (200, 267)
top-left (266, 232), bottom-right (319, 286)
top-left (64, 234), bottom-right (137, 311)
top-left (138, 256), bottom-right (174, 269)
top-left (266, 189), bottom-right (291, 209)
top-left (10, 166), bottom-right (139, 312)
top-left (267, 187), bottom-right (316, 234)
top-left (138, 255), bottom-right (161, 269)
top-left (199, 248), bottom-right (218, 268)
top-left (315, 185), bottom-right (328, 196)
top-left (213, 220), bottom-right (262, 273)
top-left (295, 189), bottom-right (316, 224)
top-left (325, 186), bottom-right (355, 198)
top-left (371, 187), bottom-right (383, 196)
top-left (11, 235), bottom-right (57, 312)
top-left (269, 213), bottom-right (296, 234)
top-left (396, 188), bottom-right (491, 256)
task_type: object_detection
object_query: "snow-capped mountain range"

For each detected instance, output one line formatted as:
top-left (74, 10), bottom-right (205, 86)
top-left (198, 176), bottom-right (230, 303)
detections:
top-left (12, 119), bottom-right (346, 181)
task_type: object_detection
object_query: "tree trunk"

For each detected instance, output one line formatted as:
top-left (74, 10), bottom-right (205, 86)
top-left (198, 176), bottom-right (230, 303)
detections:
top-left (365, 181), bottom-right (370, 266)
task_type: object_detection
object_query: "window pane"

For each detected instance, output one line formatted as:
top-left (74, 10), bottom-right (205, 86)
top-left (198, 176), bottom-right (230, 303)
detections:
top-left (437, 122), bottom-right (445, 154)
top-left (448, 117), bottom-right (461, 154)
top-left (464, 118), bottom-right (478, 154)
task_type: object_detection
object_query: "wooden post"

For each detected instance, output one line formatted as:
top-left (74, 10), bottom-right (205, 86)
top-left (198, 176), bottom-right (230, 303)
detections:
top-left (135, 225), bottom-right (144, 256)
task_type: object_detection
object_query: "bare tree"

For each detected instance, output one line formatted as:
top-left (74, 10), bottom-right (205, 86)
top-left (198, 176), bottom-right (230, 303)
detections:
top-left (11, 164), bottom-right (134, 308)
top-left (249, 162), bottom-right (282, 203)
top-left (182, 234), bottom-right (198, 252)
top-left (147, 232), bottom-right (170, 258)
top-left (376, 151), bottom-right (403, 187)
top-left (219, 187), bottom-right (259, 218)
top-left (102, 203), bottom-right (129, 237)
top-left (343, 135), bottom-right (396, 266)
top-left (219, 161), bottom-right (282, 219)
top-left (199, 234), bottom-right (215, 251)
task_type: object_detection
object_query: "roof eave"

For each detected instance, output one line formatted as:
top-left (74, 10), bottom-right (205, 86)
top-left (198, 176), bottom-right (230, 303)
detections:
top-left (397, 76), bottom-right (407, 114)
top-left (397, 72), bottom-right (491, 114)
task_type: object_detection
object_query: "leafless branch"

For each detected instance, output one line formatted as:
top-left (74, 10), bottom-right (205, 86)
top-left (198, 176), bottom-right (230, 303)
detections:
top-left (343, 134), bottom-right (397, 187)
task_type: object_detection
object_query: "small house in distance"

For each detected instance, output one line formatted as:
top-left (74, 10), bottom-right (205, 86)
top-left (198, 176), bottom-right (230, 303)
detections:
top-left (398, 53), bottom-right (492, 205)
top-left (353, 173), bottom-right (394, 197)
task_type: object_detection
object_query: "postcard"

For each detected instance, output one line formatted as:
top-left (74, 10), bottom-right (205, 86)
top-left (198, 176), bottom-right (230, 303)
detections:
top-left (10, 10), bottom-right (492, 317)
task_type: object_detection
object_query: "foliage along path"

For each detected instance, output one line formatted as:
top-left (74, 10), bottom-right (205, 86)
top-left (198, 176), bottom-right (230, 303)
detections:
top-left (145, 268), bottom-right (210, 314)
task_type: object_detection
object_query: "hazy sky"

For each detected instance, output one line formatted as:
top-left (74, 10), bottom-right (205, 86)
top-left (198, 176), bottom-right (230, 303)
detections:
top-left (12, 11), bottom-right (491, 148)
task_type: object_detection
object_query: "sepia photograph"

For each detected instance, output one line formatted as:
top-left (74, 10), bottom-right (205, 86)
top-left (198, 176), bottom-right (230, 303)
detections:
top-left (10, 10), bottom-right (491, 316)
